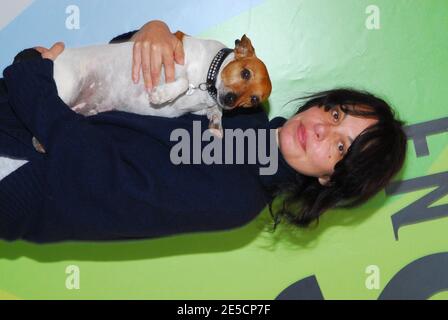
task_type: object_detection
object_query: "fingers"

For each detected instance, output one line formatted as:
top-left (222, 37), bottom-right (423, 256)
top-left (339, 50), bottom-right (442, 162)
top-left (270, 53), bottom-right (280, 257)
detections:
top-left (131, 33), bottom-right (182, 90)
top-left (162, 50), bottom-right (175, 83)
top-left (132, 42), bottom-right (142, 84)
top-left (174, 40), bottom-right (185, 65)
top-left (163, 38), bottom-right (182, 83)
top-left (40, 42), bottom-right (65, 61)
top-left (51, 42), bottom-right (65, 56)
top-left (141, 42), bottom-right (153, 91)
top-left (150, 46), bottom-right (163, 88)
top-left (33, 46), bottom-right (48, 54)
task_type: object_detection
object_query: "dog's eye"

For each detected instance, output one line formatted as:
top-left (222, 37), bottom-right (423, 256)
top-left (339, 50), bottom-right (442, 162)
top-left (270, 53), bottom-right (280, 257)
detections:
top-left (241, 69), bottom-right (251, 80)
top-left (251, 96), bottom-right (260, 106)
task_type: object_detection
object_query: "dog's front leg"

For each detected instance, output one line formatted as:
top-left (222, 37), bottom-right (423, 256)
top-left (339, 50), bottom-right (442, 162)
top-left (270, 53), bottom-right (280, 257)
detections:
top-left (206, 105), bottom-right (224, 139)
top-left (149, 78), bottom-right (189, 105)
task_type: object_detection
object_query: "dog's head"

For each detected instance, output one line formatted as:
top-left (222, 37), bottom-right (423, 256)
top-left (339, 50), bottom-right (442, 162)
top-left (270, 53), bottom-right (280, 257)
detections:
top-left (217, 35), bottom-right (272, 110)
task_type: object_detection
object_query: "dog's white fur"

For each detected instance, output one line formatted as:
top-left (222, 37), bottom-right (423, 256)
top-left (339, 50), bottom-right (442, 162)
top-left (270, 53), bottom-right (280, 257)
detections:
top-left (53, 36), bottom-right (234, 129)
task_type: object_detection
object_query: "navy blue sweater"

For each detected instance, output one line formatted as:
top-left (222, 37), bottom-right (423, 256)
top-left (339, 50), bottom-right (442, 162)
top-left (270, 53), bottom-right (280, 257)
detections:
top-left (0, 34), bottom-right (300, 243)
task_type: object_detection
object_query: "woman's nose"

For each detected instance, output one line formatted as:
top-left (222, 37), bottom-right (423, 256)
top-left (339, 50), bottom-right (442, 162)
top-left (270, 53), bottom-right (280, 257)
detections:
top-left (314, 123), bottom-right (330, 141)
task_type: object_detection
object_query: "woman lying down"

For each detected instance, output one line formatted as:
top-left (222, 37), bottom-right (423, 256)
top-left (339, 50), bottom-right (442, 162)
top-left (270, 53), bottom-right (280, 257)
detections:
top-left (0, 20), bottom-right (407, 243)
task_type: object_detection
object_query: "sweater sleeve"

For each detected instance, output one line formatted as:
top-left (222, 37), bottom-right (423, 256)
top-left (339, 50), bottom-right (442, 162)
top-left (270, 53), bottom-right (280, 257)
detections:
top-left (3, 29), bottom-right (139, 149)
top-left (2, 57), bottom-right (84, 152)
top-left (12, 47), bottom-right (42, 64)
top-left (109, 30), bottom-right (138, 44)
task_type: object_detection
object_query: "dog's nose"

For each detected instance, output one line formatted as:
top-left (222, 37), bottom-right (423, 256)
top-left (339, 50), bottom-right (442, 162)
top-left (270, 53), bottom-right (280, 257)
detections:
top-left (223, 92), bottom-right (237, 107)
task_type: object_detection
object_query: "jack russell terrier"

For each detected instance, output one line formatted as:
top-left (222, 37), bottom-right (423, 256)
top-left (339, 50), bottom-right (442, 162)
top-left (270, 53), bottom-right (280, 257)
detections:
top-left (52, 32), bottom-right (272, 138)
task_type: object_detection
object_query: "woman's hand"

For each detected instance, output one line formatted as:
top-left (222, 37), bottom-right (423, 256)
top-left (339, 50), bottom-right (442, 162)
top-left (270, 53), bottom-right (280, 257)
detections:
top-left (34, 42), bottom-right (65, 61)
top-left (130, 20), bottom-right (185, 91)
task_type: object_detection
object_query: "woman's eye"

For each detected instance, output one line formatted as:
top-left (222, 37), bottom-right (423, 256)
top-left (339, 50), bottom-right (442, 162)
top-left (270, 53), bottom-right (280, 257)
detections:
top-left (332, 109), bottom-right (340, 121)
top-left (338, 142), bottom-right (345, 155)
top-left (241, 69), bottom-right (251, 80)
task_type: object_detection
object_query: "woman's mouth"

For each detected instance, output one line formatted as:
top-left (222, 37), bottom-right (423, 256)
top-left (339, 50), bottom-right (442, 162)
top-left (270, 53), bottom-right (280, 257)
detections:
top-left (297, 123), bottom-right (307, 151)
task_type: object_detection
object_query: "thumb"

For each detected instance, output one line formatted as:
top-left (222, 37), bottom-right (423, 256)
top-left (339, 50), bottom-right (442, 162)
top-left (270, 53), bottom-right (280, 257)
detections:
top-left (42, 42), bottom-right (65, 60)
top-left (33, 46), bottom-right (48, 54)
top-left (50, 42), bottom-right (65, 55)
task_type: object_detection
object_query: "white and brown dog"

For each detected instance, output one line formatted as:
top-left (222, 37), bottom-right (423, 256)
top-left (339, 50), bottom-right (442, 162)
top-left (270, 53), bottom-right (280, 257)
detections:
top-left (52, 32), bottom-right (272, 137)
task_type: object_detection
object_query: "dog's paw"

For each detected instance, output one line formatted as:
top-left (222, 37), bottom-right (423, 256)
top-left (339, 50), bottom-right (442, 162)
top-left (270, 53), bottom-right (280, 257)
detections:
top-left (72, 102), bottom-right (87, 112)
top-left (32, 137), bottom-right (46, 154)
top-left (208, 118), bottom-right (224, 139)
top-left (149, 86), bottom-right (173, 105)
top-left (87, 109), bottom-right (98, 116)
top-left (209, 128), bottom-right (223, 139)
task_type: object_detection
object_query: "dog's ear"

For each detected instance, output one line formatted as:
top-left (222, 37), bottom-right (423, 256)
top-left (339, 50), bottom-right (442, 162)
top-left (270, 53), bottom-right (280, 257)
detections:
top-left (234, 34), bottom-right (255, 59)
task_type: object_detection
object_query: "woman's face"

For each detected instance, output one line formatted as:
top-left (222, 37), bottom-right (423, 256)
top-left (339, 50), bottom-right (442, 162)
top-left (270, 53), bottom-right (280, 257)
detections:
top-left (277, 104), bottom-right (378, 186)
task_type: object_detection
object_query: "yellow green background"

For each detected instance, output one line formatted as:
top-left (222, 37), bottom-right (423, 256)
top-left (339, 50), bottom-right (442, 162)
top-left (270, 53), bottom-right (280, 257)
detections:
top-left (0, 0), bottom-right (447, 299)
